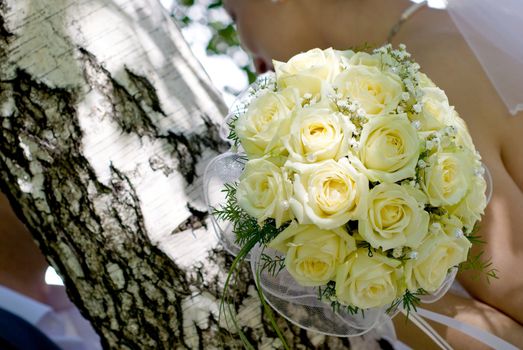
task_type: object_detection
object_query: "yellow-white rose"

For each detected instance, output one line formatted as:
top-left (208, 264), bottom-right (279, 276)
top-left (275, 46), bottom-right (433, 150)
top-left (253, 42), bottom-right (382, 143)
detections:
top-left (235, 91), bottom-right (291, 158)
top-left (416, 87), bottom-right (455, 132)
top-left (422, 150), bottom-right (475, 207)
top-left (452, 112), bottom-right (477, 152)
top-left (274, 48), bottom-right (341, 83)
top-left (282, 106), bottom-right (354, 163)
top-left (268, 223), bottom-right (356, 286)
top-left (448, 174), bottom-right (487, 232)
top-left (274, 48), bottom-right (341, 100)
top-left (405, 231), bottom-right (471, 292)
top-left (352, 114), bottom-right (421, 183)
top-left (287, 158), bottom-right (369, 229)
top-left (334, 49), bottom-right (355, 68)
top-left (333, 65), bottom-right (403, 116)
top-left (236, 159), bottom-right (293, 227)
top-left (348, 52), bottom-right (381, 68)
top-left (359, 183), bottom-right (429, 251)
top-left (417, 72), bottom-right (436, 88)
top-left (336, 249), bottom-right (402, 309)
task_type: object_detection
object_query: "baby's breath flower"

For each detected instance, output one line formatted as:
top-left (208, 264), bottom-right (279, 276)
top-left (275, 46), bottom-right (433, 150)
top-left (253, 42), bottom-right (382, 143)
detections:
top-left (430, 222), bottom-right (442, 233)
top-left (454, 228), bottom-right (464, 238)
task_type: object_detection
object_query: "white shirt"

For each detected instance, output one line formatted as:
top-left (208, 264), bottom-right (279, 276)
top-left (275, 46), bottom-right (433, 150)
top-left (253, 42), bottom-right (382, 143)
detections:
top-left (0, 285), bottom-right (102, 350)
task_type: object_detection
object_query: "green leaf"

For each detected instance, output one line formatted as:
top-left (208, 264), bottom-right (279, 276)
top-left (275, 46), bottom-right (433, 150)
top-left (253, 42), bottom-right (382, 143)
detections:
top-left (387, 288), bottom-right (427, 318)
top-left (460, 250), bottom-right (499, 284)
top-left (178, 0), bottom-right (194, 6)
top-left (242, 65), bottom-right (257, 84)
top-left (208, 0), bottom-right (223, 9)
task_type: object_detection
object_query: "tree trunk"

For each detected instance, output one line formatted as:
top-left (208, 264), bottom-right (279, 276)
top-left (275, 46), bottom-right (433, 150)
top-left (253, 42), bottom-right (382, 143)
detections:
top-left (0, 0), bottom-right (385, 348)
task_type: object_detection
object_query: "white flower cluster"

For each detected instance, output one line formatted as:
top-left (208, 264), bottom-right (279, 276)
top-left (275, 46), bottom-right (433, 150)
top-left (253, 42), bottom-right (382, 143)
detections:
top-left (230, 46), bottom-right (487, 310)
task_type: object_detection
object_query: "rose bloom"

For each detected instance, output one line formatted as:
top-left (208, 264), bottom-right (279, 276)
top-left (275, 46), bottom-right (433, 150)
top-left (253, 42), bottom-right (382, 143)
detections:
top-left (422, 150), bottom-right (476, 207)
top-left (333, 65), bottom-right (403, 116)
top-left (273, 48), bottom-right (342, 100)
top-left (235, 91), bottom-right (291, 158)
top-left (336, 248), bottom-right (402, 309)
top-left (359, 183), bottom-right (429, 251)
top-left (236, 159), bottom-right (293, 227)
top-left (287, 158), bottom-right (368, 229)
top-left (282, 106), bottom-right (354, 163)
top-left (347, 51), bottom-right (382, 68)
top-left (268, 223), bottom-right (356, 286)
top-left (415, 87), bottom-right (456, 132)
top-left (405, 227), bottom-right (471, 292)
top-left (352, 114), bottom-right (421, 183)
top-left (448, 174), bottom-right (488, 232)
top-left (451, 111), bottom-right (478, 152)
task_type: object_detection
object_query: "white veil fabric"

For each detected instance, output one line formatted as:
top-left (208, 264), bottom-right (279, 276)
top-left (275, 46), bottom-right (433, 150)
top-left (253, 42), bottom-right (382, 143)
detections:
top-left (446, 0), bottom-right (523, 116)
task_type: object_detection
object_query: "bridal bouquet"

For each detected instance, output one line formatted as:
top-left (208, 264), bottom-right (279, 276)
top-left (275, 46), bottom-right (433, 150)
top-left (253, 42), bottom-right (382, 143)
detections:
top-left (211, 44), bottom-right (488, 335)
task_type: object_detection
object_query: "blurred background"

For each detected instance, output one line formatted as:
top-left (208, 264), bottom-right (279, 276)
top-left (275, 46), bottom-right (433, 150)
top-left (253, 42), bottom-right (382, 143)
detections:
top-left (161, 0), bottom-right (447, 106)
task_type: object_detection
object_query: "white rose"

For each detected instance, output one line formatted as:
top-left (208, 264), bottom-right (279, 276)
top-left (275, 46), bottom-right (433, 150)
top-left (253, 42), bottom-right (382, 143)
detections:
top-left (416, 87), bottom-right (455, 132)
top-left (348, 52), bottom-right (381, 68)
top-left (282, 106), bottom-right (354, 163)
top-left (359, 183), bottom-right (429, 251)
top-left (417, 72), bottom-right (436, 88)
top-left (236, 159), bottom-right (293, 227)
top-left (274, 48), bottom-right (341, 83)
top-left (452, 112), bottom-right (477, 152)
top-left (352, 114), bottom-right (421, 183)
top-left (405, 230), bottom-right (471, 292)
top-left (287, 158), bottom-right (369, 229)
top-left (336, 249), bottom-right (402, 309)
top-left (235, 91), bottom-right (291, 158)
top-left (448, 174), bottom-right (487, 232)
top-left (422, 150), bottom-right (475, 207)
top-left (333, 65), bottom-right (403, 116)
top-left (268, 223), bottom-right (356, 286)
top-left (334, 49), bottom-right (355, 68)
top-left (274, 48), bottom-right (341, 100)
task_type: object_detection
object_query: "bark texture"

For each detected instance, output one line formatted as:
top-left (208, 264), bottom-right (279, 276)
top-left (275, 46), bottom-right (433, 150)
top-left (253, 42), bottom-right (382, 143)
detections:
top-left (0, 0), bottom-right (386, 348)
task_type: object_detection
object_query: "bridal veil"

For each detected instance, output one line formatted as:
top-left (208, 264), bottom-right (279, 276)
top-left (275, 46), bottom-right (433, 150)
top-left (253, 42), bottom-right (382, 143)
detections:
top-left (446, 0), bottom-right (523, 115)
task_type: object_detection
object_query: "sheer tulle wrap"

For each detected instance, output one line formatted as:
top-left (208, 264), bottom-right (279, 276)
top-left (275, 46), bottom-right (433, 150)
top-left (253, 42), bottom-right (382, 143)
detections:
top-left (447, 0), bottom-right (523, 115)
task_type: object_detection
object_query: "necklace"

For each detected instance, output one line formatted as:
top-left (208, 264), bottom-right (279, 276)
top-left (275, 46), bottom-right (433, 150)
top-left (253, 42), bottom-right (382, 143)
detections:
top-left (387, 0), bottom-right (428, 43)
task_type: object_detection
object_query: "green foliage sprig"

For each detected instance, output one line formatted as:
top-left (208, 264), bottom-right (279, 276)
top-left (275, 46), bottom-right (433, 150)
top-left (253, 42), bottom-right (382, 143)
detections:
top-left (387, 288), bottom-right (428, 318)
top-left (460, 250), bottom-right (499, 283)
top-left (260, 253), bottom-right (286, 276)
top-left (318, 281), bottom-right (362, 316)
top-left (226, 114), bottom-right (240, 147)
top-left (215, 182), bottom-right (290, 348)
top-left (460, 227), bottom-right (499, 283)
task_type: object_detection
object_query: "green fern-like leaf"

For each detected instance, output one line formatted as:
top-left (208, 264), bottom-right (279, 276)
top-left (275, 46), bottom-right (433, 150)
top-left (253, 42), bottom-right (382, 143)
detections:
top-left (460, 251), bottom-right (499, 284)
